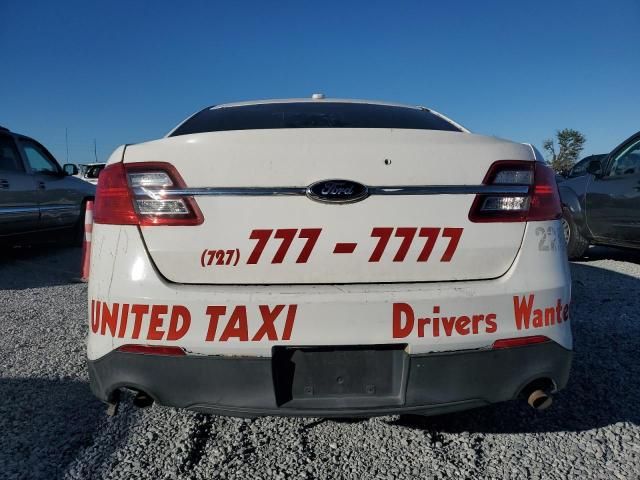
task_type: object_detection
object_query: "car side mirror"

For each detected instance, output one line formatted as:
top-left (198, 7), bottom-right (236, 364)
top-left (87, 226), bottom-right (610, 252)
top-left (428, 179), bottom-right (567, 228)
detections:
top-left (586, 159), bottom-right (603, 177)
top-left (63, 163), bottom-right (79, 176)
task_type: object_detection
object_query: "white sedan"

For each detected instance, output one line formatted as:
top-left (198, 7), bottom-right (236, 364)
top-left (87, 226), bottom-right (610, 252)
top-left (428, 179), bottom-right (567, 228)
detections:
top-left (87, 96), bottom-right (572, 417)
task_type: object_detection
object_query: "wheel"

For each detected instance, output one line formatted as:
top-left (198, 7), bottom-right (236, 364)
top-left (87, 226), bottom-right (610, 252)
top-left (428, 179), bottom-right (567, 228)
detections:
top-left (562, 206), bottom-right (589, 260)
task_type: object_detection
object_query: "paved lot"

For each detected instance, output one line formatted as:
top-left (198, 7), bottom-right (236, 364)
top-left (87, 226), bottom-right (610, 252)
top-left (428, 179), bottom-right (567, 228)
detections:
top-left (1, 244), bottom-right (639, 479)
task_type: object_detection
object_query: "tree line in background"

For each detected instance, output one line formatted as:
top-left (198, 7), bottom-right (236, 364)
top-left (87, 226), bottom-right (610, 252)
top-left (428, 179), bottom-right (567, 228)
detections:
top-left (543, 128), bottom-right (586, 176)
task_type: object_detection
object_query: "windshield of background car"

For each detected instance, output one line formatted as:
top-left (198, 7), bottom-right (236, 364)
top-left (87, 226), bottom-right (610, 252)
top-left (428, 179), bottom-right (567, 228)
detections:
top-left (569, 158), bottom-right (589, 177)
top-left (569, 154), bottom-right (605, 177)
top-left (170, 102), bottom-right (462, 136)
top-left (610, 140), bottom-right (640, 177)
top-left (86, 165), bottom-right (105, 178)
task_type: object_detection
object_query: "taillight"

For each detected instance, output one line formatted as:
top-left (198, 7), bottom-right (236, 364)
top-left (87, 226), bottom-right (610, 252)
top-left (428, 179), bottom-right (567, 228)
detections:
top-left (94, 162), bottom-right (203, 226)
top-left (469, 161), bottom-right (562, 222)
top-left (526, 163), bottom-right (563, 221)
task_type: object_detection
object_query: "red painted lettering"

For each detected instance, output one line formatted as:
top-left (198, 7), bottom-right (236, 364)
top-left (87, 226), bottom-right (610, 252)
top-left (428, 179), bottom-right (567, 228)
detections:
top-left (117, 304), bottom-right (130, 338)
top-left (253, 305), bottom-right (284, 341)
top-left (455, 315), bottom-right (471, 336)
top-left (555, 299), bottom-right (563, 324)
top-left (417, 317), bottom-right (430, 338)
top-left (513, 294), bottom-right (534, 330)
top-left (281, 305), bottom-right (297, 341)
top-left (205, 306), bottom-right (226, 341)
top-left (101, 302), bottom-right (119, 337)
top-left (130, 304), bottom-right (148, 339)
top-left (167, 305), bottom-right (191, 341)
top-left (432, 306), bottom-right (440, 337)
top-left (472, 314), bottom-right (484, 335)
top-left (392, 303), bottom-right (414, 338)
top-left (219, 306), bottom-right (249, 341)
top-left (485, 313), bottom-right (497, 333)
top-left (147, 305), bottom-right (168, 341)
top-left (544, 307), bottom-right (555, 326)
top-left (442, 316), bottom-right (456, 336)
top-left (532, 309), bottom-right (543, 328)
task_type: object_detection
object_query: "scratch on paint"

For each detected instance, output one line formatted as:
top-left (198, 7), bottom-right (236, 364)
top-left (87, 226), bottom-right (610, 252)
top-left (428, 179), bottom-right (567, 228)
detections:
top-left (106, 228), bottom-right (122, 298)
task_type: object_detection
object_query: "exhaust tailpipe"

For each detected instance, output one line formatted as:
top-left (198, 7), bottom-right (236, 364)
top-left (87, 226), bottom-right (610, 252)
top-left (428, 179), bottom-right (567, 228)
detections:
top-left (106, 390), bottom-right (120, 417)
top-left (527, 389), bottom-right (552, 410)
top-left (133, 391), bottom-right (154, 409)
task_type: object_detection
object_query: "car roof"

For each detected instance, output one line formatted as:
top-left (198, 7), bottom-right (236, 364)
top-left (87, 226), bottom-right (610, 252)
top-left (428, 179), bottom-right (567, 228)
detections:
top-left (209, 97), bottom-right (424, 111)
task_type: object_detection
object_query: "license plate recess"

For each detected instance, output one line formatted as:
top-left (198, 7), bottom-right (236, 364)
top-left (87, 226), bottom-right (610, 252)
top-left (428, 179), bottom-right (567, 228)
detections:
top-left (272, 344), bottom-right (408, 409)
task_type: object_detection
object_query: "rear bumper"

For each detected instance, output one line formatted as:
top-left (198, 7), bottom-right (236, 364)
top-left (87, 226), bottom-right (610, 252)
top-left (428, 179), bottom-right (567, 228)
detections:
top-left (88, 341), bottom-right (572, 417)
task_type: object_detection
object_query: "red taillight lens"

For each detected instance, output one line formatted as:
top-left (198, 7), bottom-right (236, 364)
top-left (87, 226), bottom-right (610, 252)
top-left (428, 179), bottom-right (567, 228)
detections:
top-left (527, 163), bottom-right (563, 221)
top-left (94, 163), bottom-right (139, 225)
top-left (117, 344), bottom-right (186, 356)
top-left (94, 162), bottom-right (203, 226)
top-left (491, 335), bottom-right (551, 349)
top-left (469, 161), bottom-right (562, 223)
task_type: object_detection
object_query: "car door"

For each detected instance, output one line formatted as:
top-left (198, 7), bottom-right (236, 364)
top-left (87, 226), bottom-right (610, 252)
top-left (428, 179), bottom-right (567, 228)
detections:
top-left (586, 134), bottom-right (640, 245)
top-left (0, 132), bottom-right (39, 234)
top-left (17, 137), bottom-right (80, 229)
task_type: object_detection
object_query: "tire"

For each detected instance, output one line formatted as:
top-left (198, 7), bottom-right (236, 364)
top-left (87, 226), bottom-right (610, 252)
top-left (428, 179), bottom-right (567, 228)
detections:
top-left (66, 200), bottom-right (87, 247)
top-left (562, 206), bottom-right (589, 260)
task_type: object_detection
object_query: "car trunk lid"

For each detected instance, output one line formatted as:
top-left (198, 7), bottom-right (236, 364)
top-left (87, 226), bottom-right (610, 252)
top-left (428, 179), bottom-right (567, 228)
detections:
top-left (123, 129), bottom-right (533, 284)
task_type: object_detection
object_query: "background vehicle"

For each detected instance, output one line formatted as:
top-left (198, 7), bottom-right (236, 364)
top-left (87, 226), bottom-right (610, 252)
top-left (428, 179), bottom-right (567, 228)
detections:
top-left (0, 126), bottom-right (95, 244)
top-left (76, 163), bottom-right (106, 184)
top-left (560, 132), bottom-right (640, 258)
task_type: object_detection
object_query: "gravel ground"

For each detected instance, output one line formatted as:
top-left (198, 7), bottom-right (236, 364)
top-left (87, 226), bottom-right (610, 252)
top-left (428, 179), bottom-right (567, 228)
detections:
top-left (1, 244), bottom-right (639, 479)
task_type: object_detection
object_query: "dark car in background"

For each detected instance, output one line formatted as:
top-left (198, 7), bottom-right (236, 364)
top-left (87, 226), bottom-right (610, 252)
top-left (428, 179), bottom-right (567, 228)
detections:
top-left (560, 132), bottom-right (640, 258)
top-left (0, 126), bottom-right (95, 244)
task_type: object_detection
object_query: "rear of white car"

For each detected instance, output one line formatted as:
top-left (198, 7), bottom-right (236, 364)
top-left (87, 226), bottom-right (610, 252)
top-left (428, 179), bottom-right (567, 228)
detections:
top-left (87, 99), bottom-right (572, 416)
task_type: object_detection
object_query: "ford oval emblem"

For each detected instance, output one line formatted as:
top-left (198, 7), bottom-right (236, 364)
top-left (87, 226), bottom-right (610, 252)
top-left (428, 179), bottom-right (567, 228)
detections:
top-left (306, 179), bottom-right (369, 204)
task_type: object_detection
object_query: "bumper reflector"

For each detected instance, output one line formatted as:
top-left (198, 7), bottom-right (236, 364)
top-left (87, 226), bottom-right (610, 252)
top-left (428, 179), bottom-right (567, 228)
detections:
top-left (117, 345), bottom-right (186, 356)
top-left (491, 335), bottom-right (551, 350)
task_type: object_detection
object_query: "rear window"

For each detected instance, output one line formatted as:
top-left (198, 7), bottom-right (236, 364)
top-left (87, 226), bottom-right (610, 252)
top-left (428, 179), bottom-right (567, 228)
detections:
top-left (170, 102), bottom-right (462, 136)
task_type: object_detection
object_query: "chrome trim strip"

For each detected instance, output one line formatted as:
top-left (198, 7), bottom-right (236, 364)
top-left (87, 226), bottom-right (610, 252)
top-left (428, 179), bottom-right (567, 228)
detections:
top-left (0, 206), bottom-right (40, 214)
top-left (39, 205), bottom-right (80, 212)
top-left (369, 185), bottom-right (530, 195)
top-left (0, 205), bottom-right (79, 214)
top-left (134, 187), bottom-right (307, 197)
top-left (134, 185), bottom-right (530, 197)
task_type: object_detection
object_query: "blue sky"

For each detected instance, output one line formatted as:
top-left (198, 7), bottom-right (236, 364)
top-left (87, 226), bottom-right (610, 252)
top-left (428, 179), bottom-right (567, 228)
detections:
top-left (1, 0), bottom-right (638, 164)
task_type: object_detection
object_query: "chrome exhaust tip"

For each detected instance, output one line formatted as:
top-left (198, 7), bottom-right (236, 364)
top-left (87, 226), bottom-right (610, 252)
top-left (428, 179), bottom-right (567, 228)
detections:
top-left (527, 389), bottom-right (553, 410)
